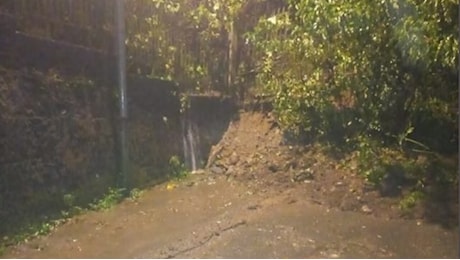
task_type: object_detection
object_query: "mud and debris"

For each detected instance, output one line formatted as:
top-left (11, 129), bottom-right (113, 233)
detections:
top-left (2, 111), bottom-right (458, 258)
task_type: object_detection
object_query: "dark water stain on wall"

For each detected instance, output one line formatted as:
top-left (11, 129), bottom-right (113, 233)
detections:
top-left (182, 95), bottom-right (237, 170)
top-left (124, 76), bottom-right (183, 185)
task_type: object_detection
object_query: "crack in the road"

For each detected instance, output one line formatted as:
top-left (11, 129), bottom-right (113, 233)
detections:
top-left (163, 220), bottom-right (247, 259)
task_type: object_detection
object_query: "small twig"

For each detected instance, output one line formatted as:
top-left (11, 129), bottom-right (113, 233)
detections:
top-left (220, 220), bottom-right (247, 232)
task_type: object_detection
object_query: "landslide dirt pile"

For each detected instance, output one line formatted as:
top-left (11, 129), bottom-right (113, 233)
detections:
top-left (205, 110), bottom-right (458, 226)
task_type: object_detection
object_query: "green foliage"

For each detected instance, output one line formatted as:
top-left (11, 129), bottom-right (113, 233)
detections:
top-left (125, 0), bottom-right (246, 92)
top-left (247, 0), bottom-right (458, 152)
top-left (61, 194), bottom-right (83, 217)
top-left (168, 155), bottom-right (188, 180)
top-left (354, 133), bottom-right (457, 198)
top-left (426, 156), bottom-right (458, 186)
top-left (0, 185), bottom-right (132, 256)
top-left (89, 188), bottom-right (125, 211)
top-left (1, 185), bottom-right (141, 256)
top-left (129, 188), bottom-right (144, 201)
top-left (0, 215), bottom-right (68, 256)
top-left (179, 94), bottom-right (190, 114)
top-left (62, 193), bottom-right (75, 208)
top-left (400, 190), bottom-right (425, 211)
top-left (355, 136), bottom-right (387, 185)
top-left (246, 0), bottom-right (459, 205)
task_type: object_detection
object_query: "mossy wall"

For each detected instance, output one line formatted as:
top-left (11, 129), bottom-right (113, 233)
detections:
top-left (0, 68), bottom-right (116, 232)
top-left (0, 67), bottom-right (183, 234)
top-left (125, 76), bottom-right (182, 186)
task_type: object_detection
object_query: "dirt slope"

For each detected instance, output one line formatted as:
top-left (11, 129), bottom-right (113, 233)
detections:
top-left (206, 111), bottom-right (458, 225)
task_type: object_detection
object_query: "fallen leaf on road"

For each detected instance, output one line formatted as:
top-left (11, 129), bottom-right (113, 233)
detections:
top-left (361, 205), bottom-right (373, 214)
top-left (329, 253), bottom-right (340, 258)
top-left (166, 183), bottom-right (176, 190)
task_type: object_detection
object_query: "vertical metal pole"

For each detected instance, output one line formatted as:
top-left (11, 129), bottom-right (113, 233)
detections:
top-left (115, 0), bottom-right (128, 192)
top-left (457, 5), bottom-right (460, 257)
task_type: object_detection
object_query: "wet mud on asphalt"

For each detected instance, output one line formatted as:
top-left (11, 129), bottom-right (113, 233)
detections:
top-left (3, 173), bottom-right (458, 259)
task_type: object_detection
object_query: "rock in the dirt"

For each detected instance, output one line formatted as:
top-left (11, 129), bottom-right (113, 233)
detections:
top-left (210, 165), bottom-right (226, 175)
top-left (247, 204), bottom-right (261, 210)
top-left (228, 152), bottom-right (239, 165)
top-left (284, 160), bottom-right (298, 171)
top-left (191, 169), bottom-right (206, 175)
top-left (296, 146), bottom-right (306, 154)
top-left (293, 168), bottom-right (314, 182)
top-left (206, 145), bottom-right (223, 168)
top-left (268, 164), bottom-right (279, 173)
top-left (225, 166), bottom-right (235, 176)
top-left (361, 205), bottom-right (373, 214)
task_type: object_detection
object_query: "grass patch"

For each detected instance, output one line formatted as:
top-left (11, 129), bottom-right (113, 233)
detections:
top-left (128, 188), bottom-right (144, 202)
top-left (168, 155), bottom-right (189, 180)
top-left (0, 186), bottom-right (129, 256)
top-left (0, 214), bottom-right (69, 256)
top-left (337, 134), bottom-right (457, 215)
top-left (0, 163), bottom-right (187, 256)
top-left (89, 188), bottom-right (125, 211)
top-left (400, 190), bottom-right (425, 212)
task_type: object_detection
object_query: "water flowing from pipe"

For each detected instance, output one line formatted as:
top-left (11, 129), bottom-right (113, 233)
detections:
top-left (182, 111), bottom-right (200, 172)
